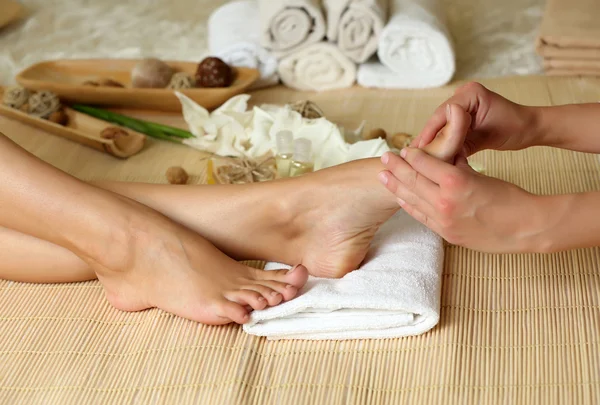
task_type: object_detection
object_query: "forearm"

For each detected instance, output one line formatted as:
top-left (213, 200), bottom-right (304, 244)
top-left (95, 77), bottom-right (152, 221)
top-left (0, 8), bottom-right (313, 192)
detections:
top-left (531, 192), bottom-right (600, 252)
top-left (0, 133), bottom-right (131, 258)
top-left (531, 104), bottom-right (600, 153)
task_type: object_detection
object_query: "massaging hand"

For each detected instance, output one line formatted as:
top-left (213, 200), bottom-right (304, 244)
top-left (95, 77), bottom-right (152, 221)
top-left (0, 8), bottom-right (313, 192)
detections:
top-left (379, 149), bottom-right (540, 253)
top-left (411, 82), bottom-right (536, 156)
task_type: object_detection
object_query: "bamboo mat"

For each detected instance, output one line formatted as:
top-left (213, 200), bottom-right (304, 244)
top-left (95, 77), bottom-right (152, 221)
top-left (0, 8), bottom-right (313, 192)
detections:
top-left (0, 76), bottom-right (599, 404)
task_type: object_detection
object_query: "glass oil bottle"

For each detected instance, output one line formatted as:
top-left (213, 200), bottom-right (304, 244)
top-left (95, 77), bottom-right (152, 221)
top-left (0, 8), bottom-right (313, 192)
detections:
top-left (289, 138), bottom-right (314, 177)
top-left (275, 130), bottom-right (294, 178)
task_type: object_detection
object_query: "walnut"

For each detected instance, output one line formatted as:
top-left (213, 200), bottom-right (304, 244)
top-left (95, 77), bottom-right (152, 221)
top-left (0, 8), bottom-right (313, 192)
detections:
top-left (289, 100), bottom-right (324, 119)
top-left (48, 109), bottom-right (68, 125)
top-left (363, 128), bottom-right (387, 141)
top-left (389, 132), bottom-right (413, 149)
top-left (100, 126), bottom-right (129, 140)
top-left (168, 72), bottom-right (196, 89)
top-left (166, 166), bottom-right (189, 185)
top-left (195, 57), bottom-right (233, 88)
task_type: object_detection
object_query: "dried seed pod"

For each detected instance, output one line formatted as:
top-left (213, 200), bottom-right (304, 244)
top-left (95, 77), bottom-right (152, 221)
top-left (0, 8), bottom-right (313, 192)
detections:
top-left (48, 109), bottom-right (68, 125)
top-left (98, 78), bottom-right (125, 87)
top-left (28, 91), bottom-right (61, 118)
top-left (100, 126), bottom-right (129, 140)
top-left (289, 100), bottom-right (324, 119)
top-left (389, 132), bottom-right (413, 149)
top-left (168, 72), bottom-right (196, 89)
top-left (2, 86), bottom-right (31, 109)
top-left (166, 166), bottom-right (189, 185)
top-left (131, 58), bottom-right (174, 88)
top-left (195, 57), bottom-right (233, 88)
top-left (363, 128), bottom-right (387, 141)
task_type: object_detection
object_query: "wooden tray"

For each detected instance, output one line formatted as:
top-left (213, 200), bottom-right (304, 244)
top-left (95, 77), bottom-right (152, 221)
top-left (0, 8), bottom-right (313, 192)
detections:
top-left (0, 87), bottom-right (146, 158)
top-left (15, 59), bottom-right (260, 112)
top-left (0, 0), bottom-right (23, 29)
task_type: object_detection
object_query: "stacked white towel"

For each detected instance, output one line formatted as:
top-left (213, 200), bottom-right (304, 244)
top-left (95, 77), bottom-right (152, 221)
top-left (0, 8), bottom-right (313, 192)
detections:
top-left (243, 211), bottom-right (444, 340)
top-left (208, 0), bottom-right (279, 89)
top-left (258, 0), bottom-right (326, 57)
top-left (357, 0), bottom-right (455, 89)
top-left (324, 0), bottom-right (388, 63)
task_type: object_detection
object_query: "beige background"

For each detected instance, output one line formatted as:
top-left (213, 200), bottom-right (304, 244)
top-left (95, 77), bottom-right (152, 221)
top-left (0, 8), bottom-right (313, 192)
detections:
top-left (0, 0), bottom-right (544, 85)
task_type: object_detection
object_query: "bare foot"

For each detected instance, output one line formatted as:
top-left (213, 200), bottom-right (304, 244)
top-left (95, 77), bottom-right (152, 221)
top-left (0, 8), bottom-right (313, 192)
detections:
top-left (287, 104), bottom-right (470, 278)
top-left (85, 207), bottom-right (308, 325)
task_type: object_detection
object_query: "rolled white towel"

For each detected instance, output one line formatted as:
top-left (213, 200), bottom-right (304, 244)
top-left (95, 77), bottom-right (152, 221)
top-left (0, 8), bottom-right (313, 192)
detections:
top-left (208, 0), bottom-right (279, 89)
top-left (324, 0), bottom-right (388, 63)
top-left (258, 0), bottom-right (326, 57)
top-left (357, 0), bottom-right (455, 89)
top-left (278, 42), bottom-right (357, 91)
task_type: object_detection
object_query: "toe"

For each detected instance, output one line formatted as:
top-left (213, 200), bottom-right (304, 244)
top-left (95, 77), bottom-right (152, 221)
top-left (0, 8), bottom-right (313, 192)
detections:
top-left (254, 279), bottom-right (298, 302)
top-left (251, 264), bottom-right (309, 289)
top-left (215, 300), bottom-right (250, 324)
top-left (225, 289), bottom-right (268, 311)
top-left (241, 284), bottom-right (283, 306)
top-left (424, 104), bottom-right (471, 162)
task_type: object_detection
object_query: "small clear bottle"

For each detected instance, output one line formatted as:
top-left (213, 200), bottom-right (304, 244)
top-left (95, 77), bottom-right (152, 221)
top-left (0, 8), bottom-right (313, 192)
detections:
top-left (289, 138), bottom-right (314, 177)
top-left (275, 130), bottom-right (294, 178)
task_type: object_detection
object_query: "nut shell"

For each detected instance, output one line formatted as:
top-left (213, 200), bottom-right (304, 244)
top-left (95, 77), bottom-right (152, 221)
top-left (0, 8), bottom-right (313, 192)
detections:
top-left (48, 109), bottom-right (68, 125)
top-left (363, 128), bottom-right (387, 141)
top-left (166, 166), bottom-right (189, 185)
top-left (389, 132), bottom-right (413, 149)
top-left (195, 57), bottom-right (233, 88)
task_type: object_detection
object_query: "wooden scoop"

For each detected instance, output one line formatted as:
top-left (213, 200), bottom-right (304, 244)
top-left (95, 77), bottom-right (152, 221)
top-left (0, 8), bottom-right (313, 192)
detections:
top-left (0, 86), bottom-right (145, 158)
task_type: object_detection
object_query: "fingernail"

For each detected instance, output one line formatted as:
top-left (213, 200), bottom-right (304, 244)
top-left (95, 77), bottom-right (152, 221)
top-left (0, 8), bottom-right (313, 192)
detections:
top-left (381, 153), bottom-right (389, 164)
top-left (400, 148), bottom-right (407, 159)
top-left (243, 314), bottom-right (249, 321)
top-left (377, 172), bottom-right (388, 185)
top-left (446, 104), bottom-right (452, 120)
top-left (397, 198), bottom-right (406, 206)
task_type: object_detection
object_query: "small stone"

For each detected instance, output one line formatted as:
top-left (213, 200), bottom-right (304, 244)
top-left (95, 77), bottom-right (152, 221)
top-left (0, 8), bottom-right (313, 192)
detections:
top-left (166, 166), bottom-right (189, 185)
top-left (363, 128), bottom-right (387, 141)
top-left (195, 57), bottom-right (233, 88)
top-left (131, 58), bottom-right (174, 88)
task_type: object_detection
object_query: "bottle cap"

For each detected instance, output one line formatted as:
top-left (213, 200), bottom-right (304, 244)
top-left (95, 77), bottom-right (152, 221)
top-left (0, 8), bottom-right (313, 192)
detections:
top-left (276, 130), bottom-right (294, 154)
top-left (293, 138), bottom-right (312, 163)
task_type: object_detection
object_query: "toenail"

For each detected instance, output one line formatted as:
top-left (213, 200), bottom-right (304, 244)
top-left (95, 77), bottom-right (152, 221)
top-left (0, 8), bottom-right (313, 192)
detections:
top-left (286, 284), bottom-right (294, 289)
top-left (258, 297), bottom-right (266, 302)
top-left (289, 265), bottom-right (299, 273)
top-left (381, 153), bottom-right (389, 164)
top-left (397, 198), bottom-right (406, 206)
top-left (400, 148), bottom-right (407, 158)
top-left (446, 104), bottom-right (452, 120)
top-left (377, 172), bottom-right (388, 185)
top-left (270, 291), bottom-right (279, 297)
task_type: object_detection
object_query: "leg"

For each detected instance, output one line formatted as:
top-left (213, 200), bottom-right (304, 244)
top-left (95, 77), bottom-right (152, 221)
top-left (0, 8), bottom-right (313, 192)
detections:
top-left (0, 132), bottom-right (308, 324)
top-left (96, 108), bottom-right (471, 278)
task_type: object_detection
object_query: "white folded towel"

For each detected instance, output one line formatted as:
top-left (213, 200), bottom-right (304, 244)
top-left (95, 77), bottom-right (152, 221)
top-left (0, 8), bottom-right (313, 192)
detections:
top-left (324, 0), bottom-right (388, 63)
top-left (357, 0), bottom-right (455, 89)
top-left (208, 0), bottom-right (279, 89)
top-left (243, 211), bottom-right (444, 340)
top-left (278, 42), bottom-right (357, 91)
top-left (258, 0), bottom-right (326, 57)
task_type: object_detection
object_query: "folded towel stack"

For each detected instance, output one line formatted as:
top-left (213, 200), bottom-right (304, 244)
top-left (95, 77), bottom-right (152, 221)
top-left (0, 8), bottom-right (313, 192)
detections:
top-left (358, 0), bottom-right (455, 89)
top-left (207, 0), bottom-right (456, 91)
top-left (537, 0), bottom-right (600, 76)
top-left (244, 211), bottom-right (444, 340)
top-left (208, 0), bottom-right (279, 89)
